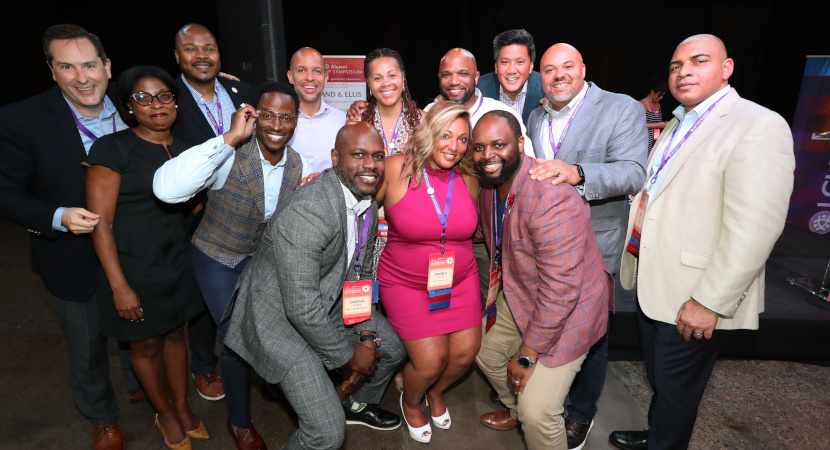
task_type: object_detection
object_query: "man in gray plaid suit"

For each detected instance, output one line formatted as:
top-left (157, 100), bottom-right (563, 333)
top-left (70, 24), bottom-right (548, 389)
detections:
top-left (224, 121), bottom-right (405, 449)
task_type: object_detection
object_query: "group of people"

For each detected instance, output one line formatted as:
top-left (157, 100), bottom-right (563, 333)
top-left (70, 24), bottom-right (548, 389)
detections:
top-left (0, 21), bottom-right (794, 450)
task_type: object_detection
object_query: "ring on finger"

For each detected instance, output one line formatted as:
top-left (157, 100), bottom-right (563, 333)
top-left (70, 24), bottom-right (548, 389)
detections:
top-left (555, 167), bottom-right (561, 176)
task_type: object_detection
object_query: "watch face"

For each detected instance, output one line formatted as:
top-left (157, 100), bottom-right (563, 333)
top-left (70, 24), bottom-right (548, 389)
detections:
top-left (518, 355), bottom-right (532, 369)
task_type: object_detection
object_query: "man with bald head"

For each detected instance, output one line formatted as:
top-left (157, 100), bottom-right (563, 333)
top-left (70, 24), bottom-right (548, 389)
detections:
top-left (224, 121), bottom-right (406, 448)
top-left (525, 42), bottom-right (647, 450)
top-left (287, 47), bottom-right (347, 171)
top-left (611, 34), bottom-right (794, 450)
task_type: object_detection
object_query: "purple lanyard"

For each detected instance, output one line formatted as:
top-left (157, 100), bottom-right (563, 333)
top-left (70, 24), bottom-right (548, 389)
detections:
top-left (422, 166), bottom-right (455, 254)
top-left (469, 95), bottom-right (484, 117)
top-left (381, 110), bottom-right (403, 156)
top-left (547, 85), bottom-right (591, 156)
top-left (353, 205), bottom-right (372, 280)
top-left (204, 100), bottom-right (224, 135)
top-left (648, 94), bottom-right (727, 186)
top-left (646, 97), bottom-right (659, 115)
top-left (67, 102), bottom-right (117, 142)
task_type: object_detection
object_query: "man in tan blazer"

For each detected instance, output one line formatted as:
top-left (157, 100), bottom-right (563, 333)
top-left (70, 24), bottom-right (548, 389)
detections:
top-left (610, 34), bottom-right (794, 450)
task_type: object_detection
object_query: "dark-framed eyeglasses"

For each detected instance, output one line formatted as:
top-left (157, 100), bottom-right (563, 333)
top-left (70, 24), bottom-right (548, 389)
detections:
top-left (257, 109), bottom-right (297, 124)
top-left (130, 91), bottom-right (176, 106)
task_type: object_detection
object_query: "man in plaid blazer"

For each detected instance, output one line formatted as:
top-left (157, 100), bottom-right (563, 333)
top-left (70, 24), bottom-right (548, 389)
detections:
top-left (223, 122), bottom-right (405, 449)
top-left (473, 111), bottom-right (612, 450)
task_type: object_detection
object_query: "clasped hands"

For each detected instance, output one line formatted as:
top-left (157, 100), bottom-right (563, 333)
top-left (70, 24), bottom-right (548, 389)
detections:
top-left (340, 338), bottom-right (380, 393)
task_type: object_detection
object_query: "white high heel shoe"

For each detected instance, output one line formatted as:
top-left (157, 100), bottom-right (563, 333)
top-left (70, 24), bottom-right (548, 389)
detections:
top-left (400, 392), bottom-right (431, 443)
top-left (424, 396), bottom-right (452, 429)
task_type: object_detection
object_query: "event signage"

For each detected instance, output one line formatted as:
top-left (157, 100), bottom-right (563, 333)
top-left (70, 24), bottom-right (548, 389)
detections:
top-left (788, 56), bottom-right (830, 234)
top-left (322, 55), bottom-right (366, 112)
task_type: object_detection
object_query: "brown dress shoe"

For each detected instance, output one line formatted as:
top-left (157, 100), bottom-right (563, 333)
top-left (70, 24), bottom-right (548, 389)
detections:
top-left (193, 371), bottom-right (225, 400)
top-left (565, 418), bottom-right (593, 450)
top-left (128, 391), bottom-right (147, 401)
top-left (93, 423), bottom-right (125, 450)
top-left (227, 420), bottom-right (266, 450)
top-left (480, 410), bottom-right (519, 431)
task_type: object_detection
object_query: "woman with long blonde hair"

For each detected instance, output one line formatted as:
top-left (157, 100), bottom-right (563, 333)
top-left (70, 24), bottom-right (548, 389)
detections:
top-left (375, 102), bottom-right (482, 443)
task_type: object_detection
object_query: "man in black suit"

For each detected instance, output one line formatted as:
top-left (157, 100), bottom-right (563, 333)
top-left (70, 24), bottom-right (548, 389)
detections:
top-left (0, 24), bottom-right (128, 450)
top-left (169, 23), bottom-right (255, 404)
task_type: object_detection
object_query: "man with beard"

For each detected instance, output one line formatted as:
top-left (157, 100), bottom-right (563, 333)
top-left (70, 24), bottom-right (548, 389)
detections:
top-left (472, 111), bottom-right (611, 450)
top-left (287, 47), bottom-right (347, 172)
top-left (154, 82), bottom-right (312, 449)
top-left (476, 29), bottom-right (545, 126)
top-left (171, 22), bottom-right (256, 405)
top-left (525, 43), bottom-right (647, 450)
top-left (223, 121), bottom-right (406, 449)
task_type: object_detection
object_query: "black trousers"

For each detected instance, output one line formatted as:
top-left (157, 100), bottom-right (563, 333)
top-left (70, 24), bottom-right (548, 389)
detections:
top-left (638, 303), bottom-right (722, 450)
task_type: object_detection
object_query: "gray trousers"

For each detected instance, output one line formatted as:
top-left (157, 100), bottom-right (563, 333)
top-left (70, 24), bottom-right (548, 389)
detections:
top-left (279, 312), bottom-right (405, 450)
top-left (53, 295), bottom-right (123, 425)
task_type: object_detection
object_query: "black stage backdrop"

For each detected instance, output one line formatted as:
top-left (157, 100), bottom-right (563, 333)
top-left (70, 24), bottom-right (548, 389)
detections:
top-left (3, 0), bottom-right (829, 126)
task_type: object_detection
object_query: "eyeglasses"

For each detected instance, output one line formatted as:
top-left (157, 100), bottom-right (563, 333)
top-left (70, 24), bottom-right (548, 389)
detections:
top-left (130, 91), bottom-right (176, 106)
top-left (257, 109), bottom-right (297, 124)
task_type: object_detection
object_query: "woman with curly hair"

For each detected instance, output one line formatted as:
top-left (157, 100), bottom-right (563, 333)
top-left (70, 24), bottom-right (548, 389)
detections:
top-left (375, 102), bottom-right (481, 443)
top-left (360, 48), bottom-right (424, 156)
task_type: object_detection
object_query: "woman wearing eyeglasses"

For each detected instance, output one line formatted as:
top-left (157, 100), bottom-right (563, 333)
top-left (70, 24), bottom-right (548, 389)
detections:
top-left (86, 66), bottom-right (258, 449)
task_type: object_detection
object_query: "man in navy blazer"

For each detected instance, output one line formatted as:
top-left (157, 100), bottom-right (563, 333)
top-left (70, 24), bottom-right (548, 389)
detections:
top-left (0, 24), bottom-right (130, 449)
top-left (476, 29), bottom-right (545, 126)
top-left (170, 23), bottom-right (255, 404)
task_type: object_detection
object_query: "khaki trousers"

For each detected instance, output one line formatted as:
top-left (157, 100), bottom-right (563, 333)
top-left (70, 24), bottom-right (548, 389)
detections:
top-left (476, 290), bottom-right (587, 450)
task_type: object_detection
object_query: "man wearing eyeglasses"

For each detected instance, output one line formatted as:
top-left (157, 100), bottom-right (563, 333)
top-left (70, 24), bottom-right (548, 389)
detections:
top-left (171, 23), bottom-right (255, 408)
top-left (154, 81), bottom-right (312, 450)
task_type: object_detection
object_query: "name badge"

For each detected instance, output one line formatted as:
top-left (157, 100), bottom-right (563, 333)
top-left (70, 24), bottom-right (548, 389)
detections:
top-left (427, 252), bottom-right (455, 310)
top-left (377, 217), bottom-right (388, 238)
top-left (485, 268), bottom-right (501, 331)
top-left (343, 280), bottom-right (373, 325)
top-left (626, 191), bottom-right (649, 257)
top-left (653, 128), bottom-right (660, 142)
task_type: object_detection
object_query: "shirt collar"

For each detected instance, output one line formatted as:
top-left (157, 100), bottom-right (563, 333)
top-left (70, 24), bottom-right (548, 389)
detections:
top-left (499, 80), bottom-right (529, 98)
top-left (544, 81), bottom-right (590, 117)
top-left (64, 94), bottom-right (118, 120)
top-left (339, 178), bottom-right (371, 215)
top-left (300, 98), bottom-right (335, 119)
top-left (673, 84), bottom-right (732, 123)
top-left (181, 74), bottom-right (223, 105)
top-left (257, 138), bottom-right (289, 168)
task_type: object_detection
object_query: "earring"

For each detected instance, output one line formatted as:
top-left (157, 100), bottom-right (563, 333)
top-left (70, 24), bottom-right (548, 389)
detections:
top-left (175, 105), bottom-right (178, 109)
top-left (129, 110), bottom-right (133, 114)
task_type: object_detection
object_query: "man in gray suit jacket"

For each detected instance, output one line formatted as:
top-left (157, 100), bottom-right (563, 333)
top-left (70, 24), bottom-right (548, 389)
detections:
top-left (224, 122), bottom-right (405, 449)
top-left (525, 43), bottom-right (647, 450)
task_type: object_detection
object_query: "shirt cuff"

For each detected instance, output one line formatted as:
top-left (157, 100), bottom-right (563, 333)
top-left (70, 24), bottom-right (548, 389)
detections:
top-left (52, 207), bottom-right (68, 232)
top-left (205, 135), bottom-right (232, 159)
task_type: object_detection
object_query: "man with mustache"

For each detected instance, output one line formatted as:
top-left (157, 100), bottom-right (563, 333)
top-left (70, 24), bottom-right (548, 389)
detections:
top-left (287, 47), bottom-right (347, 172)
top-left (472, 110), bottom-right (611, 450)
top-left (611, 34), bottom-right (794, 450)
top-left (476, 29), bottom-right (545, 126)
top-left (223, 121), bottom-right (406, 449)
top-left (171, 22), bottom-right (256, 406)
top-left (523, 42), bottom-right (648, 450)
top-left (154, 82), bottom-right (312, 449)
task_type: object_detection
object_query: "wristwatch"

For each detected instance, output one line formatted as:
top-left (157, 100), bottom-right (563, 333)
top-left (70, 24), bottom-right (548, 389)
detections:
top-left (516, 351), bottom-right (536, 370)
top-left (359, 332), bottom-right (381, 347)
top-left (575, 164), bottom-right (585, 186)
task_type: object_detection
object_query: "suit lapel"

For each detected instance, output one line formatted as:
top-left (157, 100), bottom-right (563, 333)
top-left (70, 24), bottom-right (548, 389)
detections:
top-left (238, 137), bottom-right (267, 217)
top-left (650, 90), bottom-right (738, 204)
top-left (47, 88), bottom-right (93, 164)
top-left (176, 77), bottom-right (219, 139)
top-left (556, 82), bottom-right (598, 163)
top-left (218, 78), bottom-right (245, 108)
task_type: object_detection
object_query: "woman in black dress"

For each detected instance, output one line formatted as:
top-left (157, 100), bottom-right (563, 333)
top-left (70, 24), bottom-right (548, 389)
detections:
top-left (87, 66), bottom-right (208, 449)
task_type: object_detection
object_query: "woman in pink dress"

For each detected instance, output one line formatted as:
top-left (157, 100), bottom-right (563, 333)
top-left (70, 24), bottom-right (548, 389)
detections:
top-left (376, 102), bottom-right (481, 443)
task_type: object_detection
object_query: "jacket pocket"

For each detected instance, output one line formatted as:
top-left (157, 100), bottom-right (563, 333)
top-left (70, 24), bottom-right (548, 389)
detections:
top-left (680, 249), bottom-right (711, 269)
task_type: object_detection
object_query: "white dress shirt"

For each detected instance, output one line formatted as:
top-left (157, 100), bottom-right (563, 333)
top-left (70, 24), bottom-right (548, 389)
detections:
top-left (538, 83), bottom-right (591, 161)
top-left (153, 135), bottom-right (312, 219)
top-left (288, 99), bottom-right (347, 172)
top-left (340, 180), bottom-right (372, 266)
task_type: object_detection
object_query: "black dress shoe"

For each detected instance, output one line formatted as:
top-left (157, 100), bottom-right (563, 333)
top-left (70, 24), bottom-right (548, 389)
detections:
top-left (609, 430), bottom-right (648, 450)
top-left (344, 404), bottom-right (402, 430)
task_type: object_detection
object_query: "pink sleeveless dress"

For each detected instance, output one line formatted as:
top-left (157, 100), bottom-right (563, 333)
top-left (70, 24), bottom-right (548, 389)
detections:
top-left (378, 166), bottom-right (481, 340)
